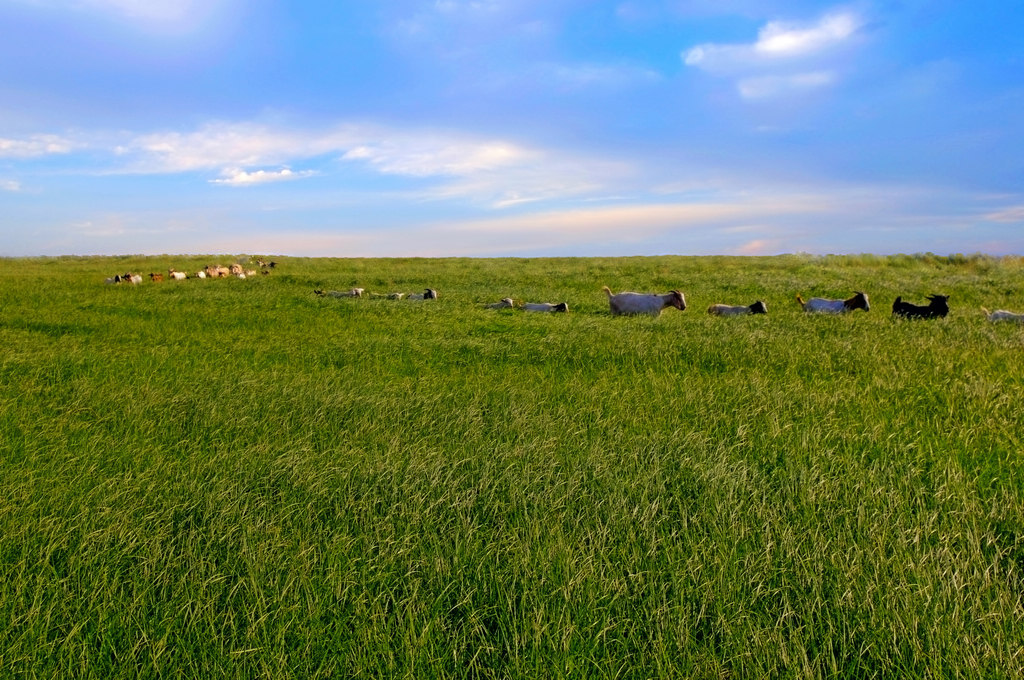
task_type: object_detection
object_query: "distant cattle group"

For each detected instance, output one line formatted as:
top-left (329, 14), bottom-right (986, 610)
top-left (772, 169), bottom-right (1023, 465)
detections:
top-left (104, 272), bottom-right (143, 285)
top-left (105, 260), bottom-right (1024, 325)
top-left (105, 258), bottom-right (273, 285)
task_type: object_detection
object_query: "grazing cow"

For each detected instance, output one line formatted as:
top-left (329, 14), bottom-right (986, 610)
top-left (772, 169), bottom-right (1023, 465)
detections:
top-left (982, 308), bottom-right (1024, 323)
top-left (796, 291), bottom-right (870, 313)
top-left (105, 272), bottom-right (135, 284)
top-left (407, 288), bottom-right (438, 300)
top-left (892, 294), bottom-right (949, 319)
top-left (486, 298), bottom-right (515, 309)
top-left (168, 269), bottom-right (188, 281)
top-left (126, 273), bottom-right (142, 284)
top-left (708, 301), bottom-right (768, 316)
top-left (195, 270), bottom-right (207, 279)
top-left (229, 263), bottom-right (244, 276)
top-left (603, 286), bottom-right (686, 317)
top-left (205, 265), bottom-right (230, 278)
top-left (149, 272), bottom-right (164, 282)
top-left (315, 288), bottom-right (364, 298)
top-left (523, 302), bottom-right (569, 312)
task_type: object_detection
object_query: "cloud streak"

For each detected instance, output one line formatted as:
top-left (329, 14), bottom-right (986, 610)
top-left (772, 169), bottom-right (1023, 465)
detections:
top-left (0, 134), bottom-right (78, 158)
top-left (209, 167), bottom-right (318, 186)
top-left (1, 119), bottom-right (635, 212)
top-left (108, 120), bottom-right (631, 207)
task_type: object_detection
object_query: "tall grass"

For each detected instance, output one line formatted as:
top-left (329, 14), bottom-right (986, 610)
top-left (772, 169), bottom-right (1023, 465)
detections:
top-left (1, 254), bottom-right (1022, 678)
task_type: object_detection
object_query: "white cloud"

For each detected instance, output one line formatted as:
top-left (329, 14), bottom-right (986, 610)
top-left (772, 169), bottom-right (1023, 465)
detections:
top-left (754, 12), bottom-right (861, 57)
top-left (684, 9), bottom-right (863, 100)
top-left (685, 10), bottom-right (863, 71)
top-left (120, 122), bottom-right (539, 182)
top-left (209, 167), bottom-right (317, 186)
top-left (123, 122), bottom-right (343, 173)
top-left (342, 138), bottom-right (534, 177)
top-left (2, 180), bottom-right (23, 192)
top-left (108, 120), bottom-right (632, 208)
top-left (0, 134), bottom-right (78, 158)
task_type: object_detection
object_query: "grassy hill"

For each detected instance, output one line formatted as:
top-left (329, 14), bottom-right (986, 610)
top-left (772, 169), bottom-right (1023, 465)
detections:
top-left (1, 254), bottom-right (1022, 678)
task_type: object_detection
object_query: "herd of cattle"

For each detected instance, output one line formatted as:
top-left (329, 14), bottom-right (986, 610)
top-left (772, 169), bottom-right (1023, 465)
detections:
top-left (307, 284), bottom-right (1024, 323)
top-left (104, 262), bottom-right (1024, 323)
top-left (104, 260), bottom-right (276, 284)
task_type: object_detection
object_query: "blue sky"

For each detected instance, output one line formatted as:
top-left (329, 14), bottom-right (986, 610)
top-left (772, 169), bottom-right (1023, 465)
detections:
top-left (1, 0), bottom-right (1022, 257)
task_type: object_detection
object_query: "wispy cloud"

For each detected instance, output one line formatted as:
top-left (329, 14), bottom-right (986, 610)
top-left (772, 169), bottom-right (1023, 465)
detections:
top-left (201, 194), bottom-right (828, 258)
top-left (342, 137), bottom-right (534, 177)
top-left (0, 134), bottom-right (78, 158)
top-left (754, 12), bottom-right (861, 57)
top-left (985, 205), bottom-right (1024, 223)
top-left (1, 180), bottom-right (23, 192)
top-left (0, 119), bottom-right (629, 208)
top-left (113, 120), bottom-right (632, 207)
top-left (209, 167), bottom-right (317, 186)
top-left (684, 10), bottom-right (862, 70)
top-left (119, 122), bottom-right (348, 173)
top-left (684, 9), bottom-right (864, 99)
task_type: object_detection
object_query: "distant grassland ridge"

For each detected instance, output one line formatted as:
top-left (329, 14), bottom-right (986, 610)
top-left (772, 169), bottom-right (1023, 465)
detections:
top-left (1, 254), bottom-right (1022, 679)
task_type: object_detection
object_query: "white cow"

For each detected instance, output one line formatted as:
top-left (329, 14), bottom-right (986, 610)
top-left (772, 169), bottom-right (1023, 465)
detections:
top-left (315, 288), bottom-right (364, 298)
top-left (982, 307), bottom-right (1024, 323)
top-left (796, 292), bottom-right (870, 314)
top-left (486, 298), bottom-right (515, 309)
top-left (603, 286), bottom-right (686, 317)
top-left (523, 302), bottom-right (568, 312)
top-left (708, 301), bottom-right (768, 316)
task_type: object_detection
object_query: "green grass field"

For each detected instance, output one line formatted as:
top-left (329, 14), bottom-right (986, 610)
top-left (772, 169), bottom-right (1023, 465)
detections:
top-left (2, 253), bottom-right (1022, 678)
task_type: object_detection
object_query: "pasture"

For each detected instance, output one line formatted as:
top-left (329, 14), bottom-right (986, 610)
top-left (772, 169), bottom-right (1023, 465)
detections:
top-left (1, 253), bottom-right (1023, 678)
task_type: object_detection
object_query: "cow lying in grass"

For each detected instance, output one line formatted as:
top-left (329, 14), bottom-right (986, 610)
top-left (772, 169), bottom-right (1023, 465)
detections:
top-left (523, 302), bottom-right (569, 312)
top-left (707, 301), bottom-right (767, 316)
top-left (982, 308), bottom-right (1024, 323)
top-left (315, 288), bottom-right (364, 298)
top-left (892, 294), bottom-right (949, 319)
top-left (796, 291), bottom-right (869, 314)
top-left (486, 298), bottom-right (515, 309)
